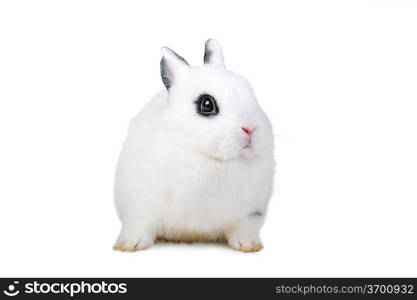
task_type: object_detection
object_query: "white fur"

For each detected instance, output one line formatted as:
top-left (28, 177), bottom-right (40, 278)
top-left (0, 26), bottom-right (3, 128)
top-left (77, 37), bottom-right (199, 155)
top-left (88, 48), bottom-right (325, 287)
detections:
top-left (114, 40), bottom-right (274, 252)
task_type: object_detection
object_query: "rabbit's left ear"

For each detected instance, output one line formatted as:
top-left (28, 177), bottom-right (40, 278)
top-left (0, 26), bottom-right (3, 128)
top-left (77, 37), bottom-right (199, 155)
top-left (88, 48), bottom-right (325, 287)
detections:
top-left (160, 47), bottom-right (190, 90)
top-left (204, 39), bottom-right (225, 67)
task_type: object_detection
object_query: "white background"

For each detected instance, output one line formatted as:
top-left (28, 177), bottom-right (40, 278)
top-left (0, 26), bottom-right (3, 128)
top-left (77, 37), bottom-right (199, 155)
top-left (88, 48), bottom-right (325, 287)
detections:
top-left (0, 0), bottom-right (416, 277)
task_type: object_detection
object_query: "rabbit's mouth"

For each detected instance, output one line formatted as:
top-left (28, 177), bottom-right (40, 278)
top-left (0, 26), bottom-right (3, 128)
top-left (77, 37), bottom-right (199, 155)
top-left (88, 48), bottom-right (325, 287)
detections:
top-left (242, 142), bottom-right (255, 152)
top-left (243, 136), bottom-right (253, 148)
top-left (243, 136), bottom-right (252, 148)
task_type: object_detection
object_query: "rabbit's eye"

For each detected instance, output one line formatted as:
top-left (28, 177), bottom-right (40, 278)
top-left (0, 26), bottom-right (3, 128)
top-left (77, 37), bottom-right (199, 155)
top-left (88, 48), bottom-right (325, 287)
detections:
top-left (196, 94), bottom-right (219, 117)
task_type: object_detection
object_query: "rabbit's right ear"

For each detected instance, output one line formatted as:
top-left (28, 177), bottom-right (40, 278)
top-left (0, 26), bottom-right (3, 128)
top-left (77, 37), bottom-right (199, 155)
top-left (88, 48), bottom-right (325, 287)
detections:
top-left (160, 47), bottom-right (189, 90)
top-left (204, 39), bottom-right (225, 67)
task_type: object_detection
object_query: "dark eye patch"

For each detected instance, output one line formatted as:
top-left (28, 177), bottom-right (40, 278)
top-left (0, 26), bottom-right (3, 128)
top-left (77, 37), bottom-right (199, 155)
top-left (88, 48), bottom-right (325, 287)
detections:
top-left (195, 94), bottom-right (219, 117)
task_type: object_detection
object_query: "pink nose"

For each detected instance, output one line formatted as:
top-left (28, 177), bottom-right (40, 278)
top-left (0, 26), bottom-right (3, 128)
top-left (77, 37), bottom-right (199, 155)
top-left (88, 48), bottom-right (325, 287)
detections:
top-left (241, 127), bottom-right (254, 136)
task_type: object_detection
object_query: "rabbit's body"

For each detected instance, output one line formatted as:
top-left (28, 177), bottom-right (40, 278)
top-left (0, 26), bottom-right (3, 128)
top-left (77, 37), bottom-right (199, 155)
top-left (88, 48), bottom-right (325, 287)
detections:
top-left (114, 40), bottom-right (274, 252)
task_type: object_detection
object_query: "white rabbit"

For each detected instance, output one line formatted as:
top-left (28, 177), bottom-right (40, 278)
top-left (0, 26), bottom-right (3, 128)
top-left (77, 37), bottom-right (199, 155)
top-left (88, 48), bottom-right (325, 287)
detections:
top-left (114, 39), bottom-right (274, 252)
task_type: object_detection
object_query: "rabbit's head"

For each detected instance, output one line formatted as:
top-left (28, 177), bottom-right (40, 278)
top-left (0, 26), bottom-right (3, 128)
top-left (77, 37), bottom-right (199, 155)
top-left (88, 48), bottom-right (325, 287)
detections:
top-left (160, 39), bottom-right (273, 161)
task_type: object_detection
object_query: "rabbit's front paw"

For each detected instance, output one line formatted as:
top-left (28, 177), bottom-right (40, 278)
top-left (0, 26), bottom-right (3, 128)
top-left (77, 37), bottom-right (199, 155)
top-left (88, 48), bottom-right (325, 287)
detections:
top-left (227, 235), bottom-right (263, 253)
top-left (113, 236), bottom-right (154, 252)
top-left (113, 229), bottom-right (154, 252)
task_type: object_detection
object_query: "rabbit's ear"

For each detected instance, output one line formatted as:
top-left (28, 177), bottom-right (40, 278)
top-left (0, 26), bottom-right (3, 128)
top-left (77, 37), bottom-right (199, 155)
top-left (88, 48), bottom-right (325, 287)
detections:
top-left (204, 39), bottom-right (224, 67)
top-left (160, 47), bottom-right (190, 90)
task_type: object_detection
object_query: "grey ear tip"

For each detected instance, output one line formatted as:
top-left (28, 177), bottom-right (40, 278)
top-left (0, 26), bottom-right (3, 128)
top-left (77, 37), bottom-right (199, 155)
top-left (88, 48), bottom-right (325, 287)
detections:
top-left (160, 46), bottom-right (171, 56)
top-left (205, 38), bottom-right (218, 47)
